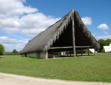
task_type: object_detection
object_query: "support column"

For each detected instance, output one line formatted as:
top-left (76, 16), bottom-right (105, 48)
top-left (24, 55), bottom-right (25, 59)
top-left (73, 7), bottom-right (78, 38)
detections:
top-left (94, 50), bottom-right (96, 55)
top-left (45, 50), bottom-right (48, 60)
top-left (67, 51), bottom-right (68, 57)
top-left (88, 48), bottom-right (89, 56)
top-left (72, 16), bottom-right (76, 57)
top-left (70, 51), bottom-right (71, 57)
top-left (81, 48), bottom-right (83, 56)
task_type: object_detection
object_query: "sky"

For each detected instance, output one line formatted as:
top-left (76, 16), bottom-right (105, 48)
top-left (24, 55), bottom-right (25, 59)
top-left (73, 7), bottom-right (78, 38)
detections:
top-left (0, 0), bottom-right (111, 52)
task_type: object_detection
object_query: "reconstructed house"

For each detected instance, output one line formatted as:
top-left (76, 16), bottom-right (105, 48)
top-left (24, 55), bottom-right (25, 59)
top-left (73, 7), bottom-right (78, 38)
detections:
top-left (20, 9), bottom-right (100, 59)
top-left (104, 44), bottom-right (111, 52)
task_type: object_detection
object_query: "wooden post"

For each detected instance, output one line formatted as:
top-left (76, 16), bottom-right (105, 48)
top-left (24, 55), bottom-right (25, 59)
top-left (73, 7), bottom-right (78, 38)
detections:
top-left (94, 50), bottom-right (96, 55)
top-left (70, 51), bottom-right (71, 57)
top-left (64, 51), bottom-right (66, 56)
top-left (76, 50), bottom-right (77, 56)
top-left (72, 16), bottom-right (76, 57)
top-left (45, 50), bottom-right (48, 60)
top-left (58, 52), bottom-right (60, 57)
top-left (88, 48), bottom-right (89, 56)
top-left (67, 51), bottom-right (69, 57)
top-left (81, 48), bottom-right (82, 56)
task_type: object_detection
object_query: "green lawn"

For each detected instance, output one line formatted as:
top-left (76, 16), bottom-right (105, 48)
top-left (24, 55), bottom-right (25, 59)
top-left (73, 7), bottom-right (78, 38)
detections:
top-left (0, 53), bottom-right (111, 82)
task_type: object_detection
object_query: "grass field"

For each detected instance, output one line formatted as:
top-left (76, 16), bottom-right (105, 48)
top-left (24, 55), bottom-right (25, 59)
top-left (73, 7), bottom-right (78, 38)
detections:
top-left (0, 53), bottom-right (111, 82)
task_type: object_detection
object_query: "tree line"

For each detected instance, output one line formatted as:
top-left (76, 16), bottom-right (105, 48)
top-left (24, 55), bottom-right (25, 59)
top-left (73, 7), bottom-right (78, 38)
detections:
top-left (0, 44), bottom-right (19, 55)
top-left (0, 39), bottom-right (111, 55)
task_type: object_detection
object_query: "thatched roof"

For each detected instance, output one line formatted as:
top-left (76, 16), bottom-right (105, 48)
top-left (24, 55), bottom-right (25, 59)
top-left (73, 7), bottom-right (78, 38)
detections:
top-left (21, 9), bottom-right (100, 53)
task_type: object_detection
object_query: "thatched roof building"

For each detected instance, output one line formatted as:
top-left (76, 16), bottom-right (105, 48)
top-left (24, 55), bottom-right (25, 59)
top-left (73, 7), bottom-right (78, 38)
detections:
top-left (21, 9), bottom-right (100, 59)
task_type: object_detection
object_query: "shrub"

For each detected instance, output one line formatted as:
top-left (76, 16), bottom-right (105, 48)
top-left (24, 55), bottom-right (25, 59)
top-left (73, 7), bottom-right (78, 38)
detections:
top-left (12, 49), bottom-right (19, 55)
top-left (0, 44), bottom-right (5, 55)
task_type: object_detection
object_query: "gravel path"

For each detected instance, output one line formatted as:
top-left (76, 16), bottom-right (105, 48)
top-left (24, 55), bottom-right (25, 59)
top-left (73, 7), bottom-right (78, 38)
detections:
top-left (0, 72), bottom-right (111, 85)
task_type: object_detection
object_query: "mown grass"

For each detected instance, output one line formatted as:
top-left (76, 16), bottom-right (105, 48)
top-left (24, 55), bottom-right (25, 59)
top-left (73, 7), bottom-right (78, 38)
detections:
top-left (0, 53), bottom-right (111, 82)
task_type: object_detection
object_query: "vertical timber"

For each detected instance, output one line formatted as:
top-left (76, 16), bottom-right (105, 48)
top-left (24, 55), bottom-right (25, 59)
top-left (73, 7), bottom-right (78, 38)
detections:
top-left (88, 48), bottom-right (89, 56)
top-left (81, 48), bottom-right (82, 56)
top-left (45, 50), bottom-right (48, 59)
top-left (72, 13), bottom-right (76, 57)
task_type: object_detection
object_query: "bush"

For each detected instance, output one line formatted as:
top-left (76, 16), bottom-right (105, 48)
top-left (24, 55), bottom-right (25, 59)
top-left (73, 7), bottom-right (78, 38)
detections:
top-left (12, 49), bottom-right (19, 55)
top-left (5, 50), bottom-right (19, 55)
top-left (0, 44), bottom-right (5, 55)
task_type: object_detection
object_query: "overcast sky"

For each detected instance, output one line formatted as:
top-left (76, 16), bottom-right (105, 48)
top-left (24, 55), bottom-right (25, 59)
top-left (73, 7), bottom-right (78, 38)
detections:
top-left (0, 0), bottom-right (110, 52)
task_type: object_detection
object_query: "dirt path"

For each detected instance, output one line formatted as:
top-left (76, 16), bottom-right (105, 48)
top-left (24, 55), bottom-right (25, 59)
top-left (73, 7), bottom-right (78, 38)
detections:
top-left (0, 72), bottom-right (111, 85)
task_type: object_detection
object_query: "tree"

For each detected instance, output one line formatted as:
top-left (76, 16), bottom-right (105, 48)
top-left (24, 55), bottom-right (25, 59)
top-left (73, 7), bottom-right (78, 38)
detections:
top-left (12, 49), bottom-right (18, 54)
top-left (105, 39), bottom-right (111, 45)
top-left (0, 44), bottom-right (5, 55)
top-left (98, 39), bottom-right (105, 52)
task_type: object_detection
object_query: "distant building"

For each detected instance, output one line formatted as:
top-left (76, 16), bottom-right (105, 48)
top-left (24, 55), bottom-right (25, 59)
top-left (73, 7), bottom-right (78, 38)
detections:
top-left (89, 49), bottom-right (97, 54)
top-left (104, 44), bottom-right (111, 52)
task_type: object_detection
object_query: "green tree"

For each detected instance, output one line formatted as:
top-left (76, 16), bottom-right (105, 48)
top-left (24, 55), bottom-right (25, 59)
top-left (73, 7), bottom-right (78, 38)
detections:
top-left (0, 44), bottom-right (5, 55)
top-left (105, 39), bottom-right (111, 45)
top-left (98, 39), bottom-right (105, 52)
top-left (12, 49), bottom-right (18, 54)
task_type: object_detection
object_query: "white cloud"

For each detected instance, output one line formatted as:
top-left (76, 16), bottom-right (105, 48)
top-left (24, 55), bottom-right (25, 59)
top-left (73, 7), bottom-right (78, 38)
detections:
top-left (0, 17), bottom-right (20, 27)
top-left (2, 27), bottom-right (19, 33)
top-left (0, 0), bottom-right (60, 51)
top-left (97, 24), bottom-right (109, 30)
top-left (0, 0), bottom-right (60, 36)
top-left (81, 17), bottom-right (92, 25)
top-left (96, 35), bottom-right (111, 40)
top-left (0, 36), bottom-right (17, 44)
top-left (0, 0), bottom-right (37, 17)
top-left (19, 13), bottom-right (60, 36)
top-left (0, 36), bottom-right (29, 52)
top-left (21, 28), bottom-right (45, 36)
top-left (103, 31), bottom-right (109, 35)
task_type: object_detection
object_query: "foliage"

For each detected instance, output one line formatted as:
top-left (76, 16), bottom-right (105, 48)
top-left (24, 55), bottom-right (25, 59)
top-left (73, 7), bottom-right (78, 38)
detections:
top-left (5, 49), bottom-right (19, 55)
top-left (0, 53), bottom-right (111, 82)
top-left (5, 52), bottom-right (16, 55)
top-left (0, 44), bottom-right (5, 55)
top-left (12, 49), bottom-right (19, 55)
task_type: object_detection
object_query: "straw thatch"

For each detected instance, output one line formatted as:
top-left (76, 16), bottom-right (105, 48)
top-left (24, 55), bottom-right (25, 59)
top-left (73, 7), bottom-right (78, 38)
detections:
top-left (20, 9), bottom-right (100, 56)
